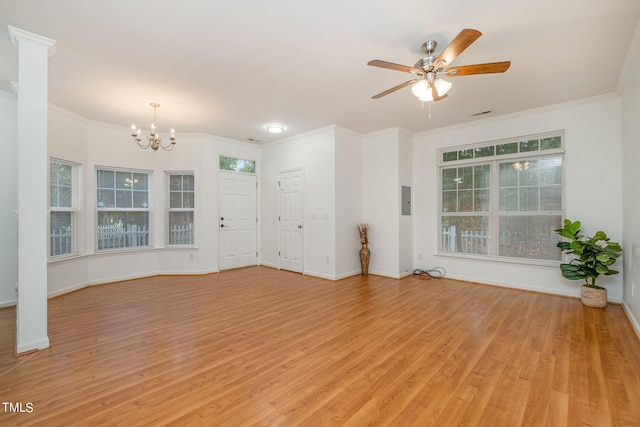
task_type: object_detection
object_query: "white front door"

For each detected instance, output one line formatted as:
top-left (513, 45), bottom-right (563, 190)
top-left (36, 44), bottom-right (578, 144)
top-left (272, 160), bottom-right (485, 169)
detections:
top-left (219, 171), bottom-right (257, 270)
top-left (279, 169), bottom-right (304, 273)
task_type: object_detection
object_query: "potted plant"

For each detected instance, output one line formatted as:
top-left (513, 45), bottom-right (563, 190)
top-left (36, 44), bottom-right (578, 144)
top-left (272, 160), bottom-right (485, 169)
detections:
top-left (555, 219), bottom-right (622, 308)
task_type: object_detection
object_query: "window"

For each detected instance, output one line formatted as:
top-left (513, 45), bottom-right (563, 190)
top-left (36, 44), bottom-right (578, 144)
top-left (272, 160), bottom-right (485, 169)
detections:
top-left (219, 156), bottom-right (256, 173)
top-left (96, 168), bottom-right (150, 250)
top-left (168, 173), bottom-right (194, 245)
top-left (50, 160), bottom-right (77, 257)
top-left (439, 133), bottom-right (564, 261)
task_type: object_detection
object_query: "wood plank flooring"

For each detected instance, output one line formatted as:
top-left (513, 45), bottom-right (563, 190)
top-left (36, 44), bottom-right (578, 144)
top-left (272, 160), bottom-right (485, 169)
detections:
top-left (1, 266), bottom-right (639, 426)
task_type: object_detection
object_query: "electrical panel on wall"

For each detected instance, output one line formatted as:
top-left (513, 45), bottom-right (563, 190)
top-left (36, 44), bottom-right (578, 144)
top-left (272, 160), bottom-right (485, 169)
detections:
top-left (402, 185), bottom-right (411, 216)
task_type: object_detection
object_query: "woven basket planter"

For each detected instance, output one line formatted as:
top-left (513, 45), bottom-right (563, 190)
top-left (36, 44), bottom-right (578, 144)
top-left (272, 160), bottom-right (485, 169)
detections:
top-left (581, 285), bottom-right (607, 308)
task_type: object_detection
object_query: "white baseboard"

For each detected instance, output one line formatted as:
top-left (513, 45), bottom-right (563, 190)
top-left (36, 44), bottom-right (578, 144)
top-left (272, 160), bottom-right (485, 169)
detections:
top-left (622, 302), bottom-right (640, 338)
top-left (16, 336), bottom-right (50, 355)
top-left (0, 298), bottom-right (17, 308)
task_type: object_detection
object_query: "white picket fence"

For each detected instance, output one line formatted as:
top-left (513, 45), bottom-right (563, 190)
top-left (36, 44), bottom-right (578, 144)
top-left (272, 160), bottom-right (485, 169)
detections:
top-left (50, 223), bottom-right (194, 253)
top-left (441, 225), bottom-right (489, 254)
top-left (169, 223), bottom-right (194, 245)
top-left (442, 225), bottom-right (559, 258)
top-left (50, 226), bottom-right (73, 257)
top-left (97, 223), bottom-right (149, 249)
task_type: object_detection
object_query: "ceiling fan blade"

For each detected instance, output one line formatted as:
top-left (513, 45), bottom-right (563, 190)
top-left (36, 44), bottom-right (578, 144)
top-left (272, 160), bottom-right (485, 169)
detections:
top-left (371, 79), bottom-right (417, 99)
top-left (444, 61), bottom-right (511, 76)
top-left (367, 59), bottom-right (422, 74)
top-left (433, 29), bottom-right (482, 70)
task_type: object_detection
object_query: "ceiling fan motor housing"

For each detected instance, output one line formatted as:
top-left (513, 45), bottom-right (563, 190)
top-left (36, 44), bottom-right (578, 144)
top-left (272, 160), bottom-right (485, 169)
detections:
top-left (421, 40), bottom-right (437, 55)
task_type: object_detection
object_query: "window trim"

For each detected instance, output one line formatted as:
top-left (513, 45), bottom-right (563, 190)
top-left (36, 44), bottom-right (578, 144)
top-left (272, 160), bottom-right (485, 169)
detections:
top-left (437, 132), bottom-right (565, 263)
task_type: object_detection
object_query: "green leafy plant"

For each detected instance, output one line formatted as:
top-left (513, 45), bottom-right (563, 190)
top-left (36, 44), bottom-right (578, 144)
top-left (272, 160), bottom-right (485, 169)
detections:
top-left (555, 219), bottom-right (622, 289)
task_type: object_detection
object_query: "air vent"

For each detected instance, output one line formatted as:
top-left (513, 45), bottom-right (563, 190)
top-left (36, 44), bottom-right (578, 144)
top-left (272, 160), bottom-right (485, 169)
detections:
top-left (247, 138), bottom-right (261, 143)
top-left (471, 110), bottom-right (492, 117)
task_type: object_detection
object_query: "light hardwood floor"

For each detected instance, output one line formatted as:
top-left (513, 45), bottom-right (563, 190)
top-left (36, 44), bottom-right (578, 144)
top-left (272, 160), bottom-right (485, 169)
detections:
top-left (1, 266), bottom-right (639, 426)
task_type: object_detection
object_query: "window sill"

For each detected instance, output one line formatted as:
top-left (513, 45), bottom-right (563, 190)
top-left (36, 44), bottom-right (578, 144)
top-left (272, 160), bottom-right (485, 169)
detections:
top-left (158, 245), bottom-right (198, 250)
top-left (434, 251), bottom-right (560, 268)
top-left (48, 253), bottom-right (83, 264)
top-left (48, 246), bottom-right (200, 261)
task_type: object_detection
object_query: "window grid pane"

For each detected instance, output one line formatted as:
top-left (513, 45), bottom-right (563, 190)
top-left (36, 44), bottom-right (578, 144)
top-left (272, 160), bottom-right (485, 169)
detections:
top-left (441, 164), bottom-right (490, 214)
top-left (219, 156), bottom-right (256, 173)
top-left (441, 215), bottom-right (490, 255)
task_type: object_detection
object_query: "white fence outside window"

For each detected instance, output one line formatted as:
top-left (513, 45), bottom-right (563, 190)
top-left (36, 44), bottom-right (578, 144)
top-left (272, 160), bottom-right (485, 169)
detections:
top-left (170, 223), bottom-right (194, 245)
top-left (97, 223), bottom-right (149, 249)
top-left (441, 225), bottom-right (489, 254)
top-left (441, 225), bottom-right (559, 258)
top-left (50, 226), bottom-right (73, 257)
top-left (52, 224), bottom-right (194, 252)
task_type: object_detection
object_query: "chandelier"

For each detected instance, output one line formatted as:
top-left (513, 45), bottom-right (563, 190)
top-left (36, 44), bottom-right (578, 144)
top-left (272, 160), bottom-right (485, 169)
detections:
top-left (131, 103), bottom-right (176, 151)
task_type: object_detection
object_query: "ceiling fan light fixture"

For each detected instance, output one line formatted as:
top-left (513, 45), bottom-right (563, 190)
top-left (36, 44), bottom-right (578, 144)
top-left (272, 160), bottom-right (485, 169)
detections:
top-left (411, 80), bottom-right (429, 98)
top-left (418, 91), bottom-right (434, 102)
top-left (434, 78), bottom-right (452, 96)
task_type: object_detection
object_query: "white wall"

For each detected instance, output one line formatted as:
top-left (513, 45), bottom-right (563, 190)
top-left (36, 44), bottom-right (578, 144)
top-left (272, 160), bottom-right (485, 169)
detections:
top-left (335, 126), bottom-right (364, 278)
top-left (0, 91), bottom-right (18, 306)
top-left (261, 126), bottom-right (344, 279)
top-left (260, 126), bottom-right (337, 279)
top-left (46, 106), bottom-right (260, 296)
top-left (620, 22), bottom-right (640, 333)
top-left (413, 95), bottom-right (624, 301)
top-left (398, 128), bottom-right (413, 276)
top-left (363, 128), bottom-right (405, 278)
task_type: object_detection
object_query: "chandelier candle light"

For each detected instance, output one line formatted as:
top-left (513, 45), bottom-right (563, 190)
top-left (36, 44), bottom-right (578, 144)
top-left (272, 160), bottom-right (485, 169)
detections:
top-left (131, 102), bottom-right (176, 151)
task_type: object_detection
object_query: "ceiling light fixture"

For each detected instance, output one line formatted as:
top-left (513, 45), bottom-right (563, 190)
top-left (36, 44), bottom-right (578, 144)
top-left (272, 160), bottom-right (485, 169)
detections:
top-left (266, 123), bottom-right (285, 134)
top-left (411, 74), bottom-right (452, 102)
top-left (131, 103), bottom-right (176, 151)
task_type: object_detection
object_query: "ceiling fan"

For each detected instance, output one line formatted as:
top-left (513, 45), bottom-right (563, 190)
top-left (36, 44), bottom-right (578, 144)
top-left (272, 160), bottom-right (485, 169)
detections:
top-left (367, 29), bottom-right (510, 102)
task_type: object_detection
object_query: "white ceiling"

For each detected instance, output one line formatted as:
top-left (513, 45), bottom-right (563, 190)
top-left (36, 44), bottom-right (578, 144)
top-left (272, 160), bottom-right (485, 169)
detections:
top-left (1, 0), bottom-right (639, 143)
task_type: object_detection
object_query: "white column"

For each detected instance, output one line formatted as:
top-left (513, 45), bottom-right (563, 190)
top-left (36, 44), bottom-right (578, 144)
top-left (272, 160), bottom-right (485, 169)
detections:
top-left (9, 26), bottom-right (56, 354)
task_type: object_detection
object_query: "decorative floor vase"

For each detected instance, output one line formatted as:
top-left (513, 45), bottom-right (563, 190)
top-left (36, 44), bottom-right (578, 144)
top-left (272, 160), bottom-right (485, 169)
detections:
top-left (360, 244), bottom-right (370, 276)
top-left (581, 285), bottom-right (607, 308)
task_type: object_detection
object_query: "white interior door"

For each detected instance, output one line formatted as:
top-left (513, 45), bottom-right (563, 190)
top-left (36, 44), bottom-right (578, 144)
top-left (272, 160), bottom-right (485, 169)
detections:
top-left (279, 169), bottom-right (304, 273)
top-left (219, 171), bottom-right (257, 270)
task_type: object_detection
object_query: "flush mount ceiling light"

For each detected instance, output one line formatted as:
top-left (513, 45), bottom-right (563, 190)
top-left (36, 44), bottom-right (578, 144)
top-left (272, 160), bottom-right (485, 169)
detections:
top-left (131, 103), bottom-right (176, 151)
top-left (266, 123), bottom-right (285, 134)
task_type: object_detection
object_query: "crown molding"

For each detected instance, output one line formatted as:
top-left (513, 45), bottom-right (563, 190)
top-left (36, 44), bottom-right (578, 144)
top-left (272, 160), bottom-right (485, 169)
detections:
top-left (8, 26), bottom-right (56, 56)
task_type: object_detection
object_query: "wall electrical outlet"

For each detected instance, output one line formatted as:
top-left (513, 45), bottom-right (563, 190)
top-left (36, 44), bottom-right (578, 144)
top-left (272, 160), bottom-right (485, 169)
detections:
top-left (189, 253), bottom-right (195, 261)
top-left (325, 256), bottom-right (330, 264)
